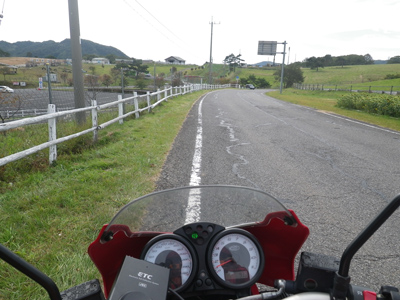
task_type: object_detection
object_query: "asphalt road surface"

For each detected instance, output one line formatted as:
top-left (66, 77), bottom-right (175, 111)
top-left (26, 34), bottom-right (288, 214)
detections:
top-left (156, 89), bottom-right (400, 291)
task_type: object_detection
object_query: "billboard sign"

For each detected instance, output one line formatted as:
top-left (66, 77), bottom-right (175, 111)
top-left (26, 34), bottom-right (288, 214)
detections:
top-left (257, 41), bottom-right (277, 55)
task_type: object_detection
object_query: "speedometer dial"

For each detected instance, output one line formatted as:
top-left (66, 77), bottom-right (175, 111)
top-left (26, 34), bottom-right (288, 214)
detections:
top-left (208, 229), bottom-right (264, 288)
top-left (141, 235), bottom-right (196, 291)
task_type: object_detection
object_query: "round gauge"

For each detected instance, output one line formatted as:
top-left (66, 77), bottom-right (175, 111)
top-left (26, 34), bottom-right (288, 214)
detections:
top-left (141, 235), bottom-right (196, 291)
top-left (208, 229), bottom-right (264, 288)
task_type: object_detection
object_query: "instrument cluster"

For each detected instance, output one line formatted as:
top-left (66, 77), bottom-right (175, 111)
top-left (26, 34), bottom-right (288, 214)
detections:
top-left (140, 222), bottom-right (265, 293)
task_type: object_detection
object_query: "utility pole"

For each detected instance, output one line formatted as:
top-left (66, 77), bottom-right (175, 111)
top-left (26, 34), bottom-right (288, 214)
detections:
top-left (46, 63), bottom-right (53, 104)
top-left (68, 0), bottom-right (86, 125)
top-left (208, 17), bottom-right (219, 84)
top-left (279, 41), bottom-right (287, 94)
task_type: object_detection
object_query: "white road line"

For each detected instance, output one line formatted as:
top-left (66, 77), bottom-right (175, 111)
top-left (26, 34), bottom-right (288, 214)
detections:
top-left (319, 111), bottom-right (400, 136)
top-left (185, 95), bottom-right (206, 224)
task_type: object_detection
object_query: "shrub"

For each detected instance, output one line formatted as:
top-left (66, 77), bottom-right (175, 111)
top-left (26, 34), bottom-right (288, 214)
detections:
top-left (337, 93), bottom-right (400, 117)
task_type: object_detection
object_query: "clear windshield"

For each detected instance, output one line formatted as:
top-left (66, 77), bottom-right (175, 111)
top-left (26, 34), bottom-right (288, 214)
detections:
top-left (104, 185), bottom-right (295, 236)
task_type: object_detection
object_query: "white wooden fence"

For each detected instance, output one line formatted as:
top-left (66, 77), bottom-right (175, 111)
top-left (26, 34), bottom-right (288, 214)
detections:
top-left (0, 84), bottom-right (229, 167)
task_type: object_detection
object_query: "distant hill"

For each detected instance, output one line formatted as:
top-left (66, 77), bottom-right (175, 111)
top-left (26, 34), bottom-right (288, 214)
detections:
top-left (0, 39), bottom-right (129, 59)
top-left (252, 61), bottom-right (276, 67)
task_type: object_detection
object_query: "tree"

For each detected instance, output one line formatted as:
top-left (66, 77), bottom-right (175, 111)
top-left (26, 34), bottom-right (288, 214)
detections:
top-left (106, 54), bottom-right (117, 64)
top-left (0, 93), bottom-right (22, 124)
top-left (100, 74), bottom-right (113, 87)
top-left (155, 76), bottom-right (165, 89)
top-left (172, 71), bottom-right (183, 87)
top-left (324, 54), bottom-right (333, 66)
top-left (83, 54), bottom-right (96, 61)
top-left (60, 72), bottom-right (69, 84)
top-left (387, 56), bottom-right (400, 64)
top-left (84, 75), bottom-right (100, 103)
top-left (0, 66), bottom-right (11, 81)
top-left (364, 54), bottom-right (374, 65)
top-left (110, 68), bottom-right (123, 86)
top-left (89, 65), bottom-right (96, 75)
top-left (136, 79), bottom-right (147, 89)
top-left (255, 77), bottom-right (271, 88)
top-left (223, 53), bottom-right (244, 72)
top-left (0, 48), bottom-right (10, 57)
top-left (336, 56), bottom-right (347, 68)
top-left (239, 75), bottom-right (270, 88)
top-left (274, 63), bottom-right (304, 88)
top-left (115, 58), bottom-right (149, 79)
top-left (305, 56), bottom-right (325, 71)
top-left (129, 58), bottom-right (148, 79)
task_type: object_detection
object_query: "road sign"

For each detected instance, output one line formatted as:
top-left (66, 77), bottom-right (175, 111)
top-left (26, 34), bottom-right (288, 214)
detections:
top-left (257, 41), bottom-right (277, 55)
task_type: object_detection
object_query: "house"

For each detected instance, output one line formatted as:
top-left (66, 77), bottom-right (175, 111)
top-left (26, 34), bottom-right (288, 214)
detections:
top-left (165, 56), bottom-right (185, 65)
top-left (92, 57), bottom-right (110, 65)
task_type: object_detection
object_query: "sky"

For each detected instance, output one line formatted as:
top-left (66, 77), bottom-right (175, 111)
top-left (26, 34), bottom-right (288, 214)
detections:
top-left (0, 0), bottom-right (399, 65)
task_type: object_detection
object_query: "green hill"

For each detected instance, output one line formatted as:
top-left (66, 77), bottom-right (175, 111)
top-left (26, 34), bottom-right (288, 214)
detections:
top-left (0, 39), bottom-right (129, 59)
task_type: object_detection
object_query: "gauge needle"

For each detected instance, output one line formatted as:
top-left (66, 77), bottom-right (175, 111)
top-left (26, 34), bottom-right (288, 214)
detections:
top-left (216, 259), bottom-right (232, 268)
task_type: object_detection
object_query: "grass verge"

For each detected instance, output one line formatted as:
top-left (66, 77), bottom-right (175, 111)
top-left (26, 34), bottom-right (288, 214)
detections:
top-left (0, 91), bottom-right (205, 299)
top-left (267, 89), bottom-right (400, 132)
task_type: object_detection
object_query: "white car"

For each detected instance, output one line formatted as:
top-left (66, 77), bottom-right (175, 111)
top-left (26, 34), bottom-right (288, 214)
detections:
top-left (0, 86), bottom-right (14, 93)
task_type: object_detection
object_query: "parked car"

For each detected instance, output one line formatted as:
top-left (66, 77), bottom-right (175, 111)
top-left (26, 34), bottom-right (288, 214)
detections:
top-left (0, 86), bottom-right (14, 93)
top-left (245, 84), bottom-right (255, 90)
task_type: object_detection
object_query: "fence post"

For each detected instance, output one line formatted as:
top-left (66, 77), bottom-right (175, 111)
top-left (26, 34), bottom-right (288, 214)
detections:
top-left (157, 89), bottom-right (161, 102)
top-left (134, 92), bottom-right (139, 118)
top-left (164, 88), bottom-right (168, 101)
top-left (48, 104), bottom-right (57, 165)
top-left (118, 95), bottom-right (124, 125)
top-left (390, 86), bottom-right (393, 95)
top-left (147, 91), bottom-right (151, 113)
top-left (91, 100), bottom-right (98, 142)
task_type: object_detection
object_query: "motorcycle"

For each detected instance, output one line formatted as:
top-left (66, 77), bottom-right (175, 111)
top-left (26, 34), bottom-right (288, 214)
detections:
top-left (1, 185), bottom-right (400, 300)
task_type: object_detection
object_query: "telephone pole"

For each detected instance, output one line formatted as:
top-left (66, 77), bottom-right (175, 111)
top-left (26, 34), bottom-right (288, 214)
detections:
top-left (208, 17), bottom-right (220, 84)
top-left (68, 0), bottom-right (86, 125)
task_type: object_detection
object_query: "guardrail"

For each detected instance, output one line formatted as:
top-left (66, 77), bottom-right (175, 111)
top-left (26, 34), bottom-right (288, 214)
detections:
top-left (0, 84), bottom-right (229, 167)
top-left (294, 83), bottom-right (400, 95)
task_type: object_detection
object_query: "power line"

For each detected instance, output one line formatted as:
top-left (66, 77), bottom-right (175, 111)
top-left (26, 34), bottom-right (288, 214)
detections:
top-left (133, 0), bottom-right (183, 42)
top-left (122, 0), bottom-right (177, 45)
top-left (122, 0), bottom-right (204, 63)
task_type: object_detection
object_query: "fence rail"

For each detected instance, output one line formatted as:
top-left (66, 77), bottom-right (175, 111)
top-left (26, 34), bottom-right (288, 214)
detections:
top-left (0, 83), bottom-right (229, 167)
top-left (294, 83), bottom-right (400, 95)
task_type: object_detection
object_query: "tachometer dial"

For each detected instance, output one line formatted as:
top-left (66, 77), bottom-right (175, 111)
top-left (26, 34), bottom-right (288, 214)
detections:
top-left (208, 229), bottom-right (264, 288)
top-left (141, 235), bottom-right (196, 291)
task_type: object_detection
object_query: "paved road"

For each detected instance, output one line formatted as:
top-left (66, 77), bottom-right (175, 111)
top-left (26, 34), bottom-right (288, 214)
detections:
top-left (157, 89), bottom-right (400, 291)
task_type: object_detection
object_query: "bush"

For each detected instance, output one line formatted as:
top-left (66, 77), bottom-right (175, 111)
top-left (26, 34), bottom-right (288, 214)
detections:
top-left (337, 93), bottom-right (400, 117)
top-left (384, 74), bottom-right (400, 80)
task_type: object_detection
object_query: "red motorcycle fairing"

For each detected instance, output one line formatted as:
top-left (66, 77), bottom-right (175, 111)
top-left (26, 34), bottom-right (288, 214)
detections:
top-left (88, 209), bottom-right (309, 298)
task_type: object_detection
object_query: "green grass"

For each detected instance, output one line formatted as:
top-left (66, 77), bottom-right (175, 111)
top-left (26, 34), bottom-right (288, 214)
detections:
top-left (0, 91), bottom-right (204, 299)
top-left (301, 64), bottom-right (400, 84)
top-left (268, 89), bottom-right (400, 132)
